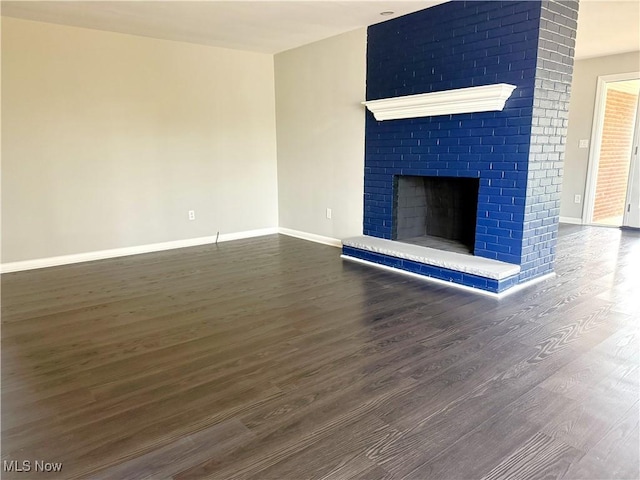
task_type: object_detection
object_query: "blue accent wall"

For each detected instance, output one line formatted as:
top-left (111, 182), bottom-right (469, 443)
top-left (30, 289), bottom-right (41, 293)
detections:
top-left (362, 0), bottom-right (577, 283)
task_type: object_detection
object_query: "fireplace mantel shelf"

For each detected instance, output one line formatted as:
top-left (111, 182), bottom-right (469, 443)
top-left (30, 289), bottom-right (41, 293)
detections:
top-left (362, 83), bottom-right (517, 121)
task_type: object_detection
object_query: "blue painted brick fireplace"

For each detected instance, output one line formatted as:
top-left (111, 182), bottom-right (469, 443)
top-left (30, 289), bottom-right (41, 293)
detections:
top-left (358, 0), bottom-right (578, 290)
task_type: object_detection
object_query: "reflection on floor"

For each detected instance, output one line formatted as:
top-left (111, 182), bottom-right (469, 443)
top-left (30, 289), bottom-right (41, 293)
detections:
top-left (593, 215), bottom-right (623, 227)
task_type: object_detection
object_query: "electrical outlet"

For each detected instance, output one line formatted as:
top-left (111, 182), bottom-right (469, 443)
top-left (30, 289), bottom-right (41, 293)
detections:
top-left (574, 194), bottom-right (581, 204)
top-left (326, 208), bottom-right (332, 220)
top-left (579, 139), bottom-right (589, 149)
top-left (188, 210), bottom-right (196, 221)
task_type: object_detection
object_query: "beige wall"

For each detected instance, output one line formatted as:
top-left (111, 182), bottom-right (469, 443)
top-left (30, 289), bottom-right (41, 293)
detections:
top-left (561, 51), bottom-right (640, 220)
top-left (1, 17), bottom-right (278, 262)
top-left (275, 28), bottom-right (366, 241)
top-left (10, 15), bottom-right (635, 263)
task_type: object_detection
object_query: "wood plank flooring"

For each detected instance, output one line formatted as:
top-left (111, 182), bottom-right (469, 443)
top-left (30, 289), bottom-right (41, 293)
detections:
top-left (1, 225), bottom-right (639, 479)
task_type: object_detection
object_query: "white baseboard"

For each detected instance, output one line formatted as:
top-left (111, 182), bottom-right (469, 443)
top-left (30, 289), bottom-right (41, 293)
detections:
top-left (559, 216), bottom-right (583, 225)
top-left (0, 227), bottom-right (279, 274)
top-left (0, 226), bottom-right (558, 299)
top-left (278, 228), bottom-right (342, 248)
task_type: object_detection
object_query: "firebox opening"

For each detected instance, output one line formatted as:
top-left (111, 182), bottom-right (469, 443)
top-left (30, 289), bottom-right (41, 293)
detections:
top-left (393, 176), bottom-right (479, 254)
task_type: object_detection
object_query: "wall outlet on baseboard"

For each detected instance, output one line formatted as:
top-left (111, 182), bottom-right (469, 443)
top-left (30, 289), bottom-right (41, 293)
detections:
top-left (574, 194), bottom-right (581, 204)
top-left (188, 210), bottom-right (196, 221)
top-left (326, 208), bottom-right (332, 220)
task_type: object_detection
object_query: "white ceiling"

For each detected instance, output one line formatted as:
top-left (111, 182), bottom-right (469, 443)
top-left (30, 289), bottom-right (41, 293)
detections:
top-left (1, 0), bottom-right (639, 58)
top-left (0, 1), bottom-right (446, 54)
top-left (574, 1), bottom-right (640, 59)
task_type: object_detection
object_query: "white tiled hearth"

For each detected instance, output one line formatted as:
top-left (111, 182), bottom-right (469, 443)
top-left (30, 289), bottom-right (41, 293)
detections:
top-left (343, 235), bottom-right (521, 280)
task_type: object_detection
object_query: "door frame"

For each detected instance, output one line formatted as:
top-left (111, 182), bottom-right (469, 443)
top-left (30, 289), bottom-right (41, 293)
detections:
top-left (582, 71), bottom-right (640, 225)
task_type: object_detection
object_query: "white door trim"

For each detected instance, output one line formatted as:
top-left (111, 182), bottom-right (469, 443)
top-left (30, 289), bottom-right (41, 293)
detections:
top-left (582, 71), bottom-right (640, 225)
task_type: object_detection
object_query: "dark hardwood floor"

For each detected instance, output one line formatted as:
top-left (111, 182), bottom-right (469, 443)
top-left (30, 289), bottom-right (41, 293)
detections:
top-left (1, 225), bottom-right (639, 479)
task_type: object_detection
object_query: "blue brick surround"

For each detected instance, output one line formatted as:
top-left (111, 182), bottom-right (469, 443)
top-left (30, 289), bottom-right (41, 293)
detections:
top-left (359, 0), bottom-right (578, 289)
top-left (520, 1), bottom-right (578, 281)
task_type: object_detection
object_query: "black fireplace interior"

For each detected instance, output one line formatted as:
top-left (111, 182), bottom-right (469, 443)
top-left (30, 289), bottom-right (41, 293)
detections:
top-left (393, 176), bottom-right (479, 254)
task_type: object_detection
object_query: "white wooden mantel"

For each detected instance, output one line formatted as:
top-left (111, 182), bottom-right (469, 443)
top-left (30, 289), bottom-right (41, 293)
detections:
top-left (362, 83), bottom-right (517, 121)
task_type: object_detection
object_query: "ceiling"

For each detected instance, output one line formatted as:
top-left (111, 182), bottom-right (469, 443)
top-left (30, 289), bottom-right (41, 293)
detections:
top-left (0, 1), bottom-right (446, 54)
top-left (574, 1), bottom-right (640, 59)
top-left (1, 1), bottom-right (639, 58)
